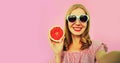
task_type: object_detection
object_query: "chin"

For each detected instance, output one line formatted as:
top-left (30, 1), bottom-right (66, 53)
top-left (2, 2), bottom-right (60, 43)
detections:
top-left (72, 32), bottom-right (82, 36)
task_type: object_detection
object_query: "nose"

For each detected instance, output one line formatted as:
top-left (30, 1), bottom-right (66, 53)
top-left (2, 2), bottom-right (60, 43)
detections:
top-left (75, 19), bottom-right (81, 25)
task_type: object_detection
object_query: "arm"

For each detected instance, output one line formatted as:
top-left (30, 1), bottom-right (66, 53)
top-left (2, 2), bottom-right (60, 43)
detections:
top-left (96, 43), bottom-right (107, 62)
top-left (49, 54), bottom-right (62, 63)
top-left (98, 51), bottom-right (120, 63)
top-left (55, 54), bottom-right (62, 63)
top-left (96, 49), bottom-right (106, 61)
top-left (48, 37), bottom-right (65, 63)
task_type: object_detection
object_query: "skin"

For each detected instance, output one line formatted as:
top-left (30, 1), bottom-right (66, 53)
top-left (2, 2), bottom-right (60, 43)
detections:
top-left (98, 51), bottom-right (120, 63)
top-left (49, 8), bottom-right (106, 63)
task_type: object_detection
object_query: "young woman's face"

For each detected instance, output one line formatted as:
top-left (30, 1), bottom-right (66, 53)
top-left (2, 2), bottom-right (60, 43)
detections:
top-left (68, 8), bottom-right (87, 36)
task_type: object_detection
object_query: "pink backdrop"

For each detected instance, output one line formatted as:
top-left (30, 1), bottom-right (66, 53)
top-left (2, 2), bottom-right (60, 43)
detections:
top-left (0, 0), bottom-right (120, 63)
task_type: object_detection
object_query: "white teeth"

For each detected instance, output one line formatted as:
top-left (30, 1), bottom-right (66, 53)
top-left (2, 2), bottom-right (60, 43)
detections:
top-left (73, 27), bottom-right (82, 30)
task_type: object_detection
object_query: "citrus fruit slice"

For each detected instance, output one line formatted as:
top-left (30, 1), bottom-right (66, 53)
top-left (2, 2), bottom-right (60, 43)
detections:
top-left (48, 25), bottom-right (64, 42)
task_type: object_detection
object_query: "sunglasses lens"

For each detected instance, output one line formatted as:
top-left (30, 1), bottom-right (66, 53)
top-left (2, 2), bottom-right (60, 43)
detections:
top-left (80, 15), bottom-right (88, 22)
top-left (68, 15), bottom-right (76, 22)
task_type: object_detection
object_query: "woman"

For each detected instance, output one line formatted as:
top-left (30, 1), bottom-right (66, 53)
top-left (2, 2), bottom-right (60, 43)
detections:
top-left (49, 4), bottom-right (107, 63)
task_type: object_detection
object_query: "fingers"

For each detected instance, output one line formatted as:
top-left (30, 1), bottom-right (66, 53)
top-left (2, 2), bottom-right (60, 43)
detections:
top-left (48, 38), bottom-right (58, 47)
top-left (61, 36), bottom-right (65, 44)
top-left (48, 35), bottom-right (65, 48)
top-left (49, 38), bottom-right (56, 47)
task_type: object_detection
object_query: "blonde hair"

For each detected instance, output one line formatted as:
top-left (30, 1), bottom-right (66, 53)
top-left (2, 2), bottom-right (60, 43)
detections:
top-left (63, 4), bottom-right (92, 50)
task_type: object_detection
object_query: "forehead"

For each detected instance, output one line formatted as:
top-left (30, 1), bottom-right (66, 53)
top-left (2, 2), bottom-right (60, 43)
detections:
top-left (70, 8), bottom-right (85, 15)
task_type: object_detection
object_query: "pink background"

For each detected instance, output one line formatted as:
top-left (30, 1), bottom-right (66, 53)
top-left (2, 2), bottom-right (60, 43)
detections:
top-left (0, 0), bottom-right (120, 63)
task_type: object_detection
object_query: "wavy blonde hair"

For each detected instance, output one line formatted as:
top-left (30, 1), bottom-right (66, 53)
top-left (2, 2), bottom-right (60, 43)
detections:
top-left (63, 4), bottom-right (92, 51)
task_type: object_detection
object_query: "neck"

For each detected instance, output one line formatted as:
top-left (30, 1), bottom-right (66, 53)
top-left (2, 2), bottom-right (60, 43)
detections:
top-left (71, 34), bottom-right (81, 45)
top-left (68, 34), bottom-right (82, 52)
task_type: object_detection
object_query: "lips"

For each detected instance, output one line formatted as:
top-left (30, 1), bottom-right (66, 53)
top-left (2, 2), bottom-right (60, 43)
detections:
top-left (73, 27), bottom-right (82, 32)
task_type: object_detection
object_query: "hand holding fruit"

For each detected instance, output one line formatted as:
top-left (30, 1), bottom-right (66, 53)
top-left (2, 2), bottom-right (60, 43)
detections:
top-left (48, 26), bottom-right (65, 55)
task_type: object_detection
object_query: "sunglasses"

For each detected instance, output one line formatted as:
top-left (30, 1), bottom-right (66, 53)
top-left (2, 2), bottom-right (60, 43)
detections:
top-left (66, 14), bottom-right (89, 23)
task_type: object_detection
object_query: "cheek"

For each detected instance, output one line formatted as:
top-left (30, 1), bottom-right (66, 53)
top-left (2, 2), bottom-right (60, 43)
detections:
top-left (68, 22), bottom-right (71, 28)
top-left (82, 22), bottom-right (87, 28)
top-left (68, 22), bottom-right (74, 27)
top-left (68, 22), bottom-right (74, 30)
top-left (83, 23), bottom-right (87, 31)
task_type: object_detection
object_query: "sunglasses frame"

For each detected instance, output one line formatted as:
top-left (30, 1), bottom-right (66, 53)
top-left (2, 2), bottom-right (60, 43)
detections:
top-left (66, 14), bottom-right (89, 23)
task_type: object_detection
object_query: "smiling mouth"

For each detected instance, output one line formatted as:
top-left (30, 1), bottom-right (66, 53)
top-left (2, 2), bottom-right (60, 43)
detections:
top-left (73, 27), bottom-right (82, 32)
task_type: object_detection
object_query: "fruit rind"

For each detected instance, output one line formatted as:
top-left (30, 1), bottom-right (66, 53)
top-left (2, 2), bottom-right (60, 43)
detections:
top-left (48, 25), bottom-right (64, 42)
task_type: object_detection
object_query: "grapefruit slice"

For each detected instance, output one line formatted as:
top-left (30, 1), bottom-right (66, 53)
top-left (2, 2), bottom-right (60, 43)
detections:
top-left (48, 25), bottom-right (64, 42)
